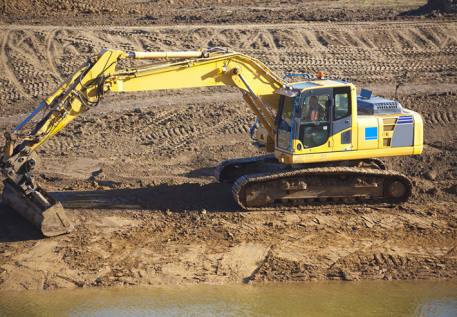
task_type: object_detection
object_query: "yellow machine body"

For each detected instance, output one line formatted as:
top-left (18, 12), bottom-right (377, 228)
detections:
top-left (1, 48), bottom-right (423, 236)
top-left (273, 80), bottom-right (423, 164)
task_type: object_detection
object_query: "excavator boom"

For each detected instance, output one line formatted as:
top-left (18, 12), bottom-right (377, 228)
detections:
top-left (0, 48), bottom-right (284, 237)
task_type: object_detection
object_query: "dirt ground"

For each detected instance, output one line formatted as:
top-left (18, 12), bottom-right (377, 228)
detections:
top-left (0, 1), bottom-right (457, 290)
top-left (0, 0), bottom-right (441, 26)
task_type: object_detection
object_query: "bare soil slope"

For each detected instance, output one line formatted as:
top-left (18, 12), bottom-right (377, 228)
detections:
top-left (0, 0), bottom-right (429, 25)
top-left (0, 19), bottom-right (456, 290)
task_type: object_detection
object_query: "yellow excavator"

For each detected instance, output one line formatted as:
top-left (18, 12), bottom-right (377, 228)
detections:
top-left (0, 48), bottom-right (423, 237)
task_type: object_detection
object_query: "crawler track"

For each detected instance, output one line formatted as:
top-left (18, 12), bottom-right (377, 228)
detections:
top-left (215, 154), bottom-right (278, 183)
top-left (216, 155), bottom-right (387, 184)
top-left (232, 167), bottom-right (412, 210)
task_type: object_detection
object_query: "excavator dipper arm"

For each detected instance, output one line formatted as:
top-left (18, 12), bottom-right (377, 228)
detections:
top-left (0, 48), bottom-right (284, 237)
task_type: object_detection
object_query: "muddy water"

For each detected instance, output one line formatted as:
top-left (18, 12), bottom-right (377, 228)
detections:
top-left (1, 281), bottom-right (457, 317)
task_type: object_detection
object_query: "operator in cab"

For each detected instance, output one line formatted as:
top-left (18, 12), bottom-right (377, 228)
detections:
top-left (307, 95), bottom-right (326, 121)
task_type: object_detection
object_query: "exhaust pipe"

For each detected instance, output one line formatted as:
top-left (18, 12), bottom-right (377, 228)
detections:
top-left (2, 180), bottom-right (73, 237)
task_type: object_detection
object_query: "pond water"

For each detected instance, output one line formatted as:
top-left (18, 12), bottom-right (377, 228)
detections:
top-left (0, 281), bottom-right (457, 316)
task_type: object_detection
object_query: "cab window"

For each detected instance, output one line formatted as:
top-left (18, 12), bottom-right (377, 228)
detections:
top-left (277, 96), bottom-right (294, 150)
top-left (299, 94), bottom-right (330, 148)
top-left (334, 87), bottom-right (351, 120)
top-left (301, 95), bottom-right (329, 123)
top-left (278, 96), bottom-right (293, 129)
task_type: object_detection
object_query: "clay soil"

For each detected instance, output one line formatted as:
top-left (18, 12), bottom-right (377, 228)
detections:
top-left (0, 1), bottom-right (457, 291)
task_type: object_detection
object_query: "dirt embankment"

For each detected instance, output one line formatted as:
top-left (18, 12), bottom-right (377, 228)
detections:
top-left (1, 21), bottom-right (456, 116)
top-left (0, 19), bottom-right (456, 290)
top-left (0, 0), bottom-right (448, 26)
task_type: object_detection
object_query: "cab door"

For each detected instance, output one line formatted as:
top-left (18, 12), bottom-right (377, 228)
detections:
top-left (276, 95), bottom-right (295, 152)
top-left (297, 88), bottom-right (332, 152)
top-left (331, 87), bottom-right (353, 151)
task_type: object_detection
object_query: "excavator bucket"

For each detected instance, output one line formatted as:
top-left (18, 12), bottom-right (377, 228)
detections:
top-left (2, 180), bottom-right (73, 237)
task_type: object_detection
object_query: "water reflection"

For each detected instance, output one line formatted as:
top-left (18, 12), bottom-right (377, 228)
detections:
top-left (417, 300), bottom-right (457, 317)
top-left (0, 281), bottom-right (456, 317)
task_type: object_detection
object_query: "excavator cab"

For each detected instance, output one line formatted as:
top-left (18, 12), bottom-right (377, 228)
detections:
top-left (273, 80), bottom-right (422, 166)
top-left (275, 82), bottom-right (354, 163)
top-left (277, 92), bottom-right (334, 150)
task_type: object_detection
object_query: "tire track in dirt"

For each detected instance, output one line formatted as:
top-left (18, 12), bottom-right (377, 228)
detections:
top-left (0, 30), bottom-right (34, 104)
top-left (0, 20), bottom-right (456, 116)
top-left (40, 101), bottom-right (254, 160)
top-left (2, 20), bottom-right (457, 32)
top-left (46, 29), bottom-right (63, 82)
top-left (425, 110), bottom-right (457, 127)
top-left (134, 103), bottom-right (253, 157)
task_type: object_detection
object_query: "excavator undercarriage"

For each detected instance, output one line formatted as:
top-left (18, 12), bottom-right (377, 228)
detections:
top-left (233, 167), bottom-right (411, 210)
top-left (216, 156), bottom-right (410, 209)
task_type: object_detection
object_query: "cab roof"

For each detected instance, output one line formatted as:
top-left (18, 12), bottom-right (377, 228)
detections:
top-left (290, 79), bottom-right (349, 89)
top-left (277, 79), bottom-right (352, 97)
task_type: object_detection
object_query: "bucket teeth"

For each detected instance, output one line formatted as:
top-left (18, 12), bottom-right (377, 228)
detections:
top-left (2, 180), bottom-right (74, 237)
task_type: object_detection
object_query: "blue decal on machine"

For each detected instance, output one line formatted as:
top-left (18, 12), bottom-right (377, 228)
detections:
top-left (365, 127), bottom-right (378, 141)
top-left (396, 116), bottom-right (413, 125)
